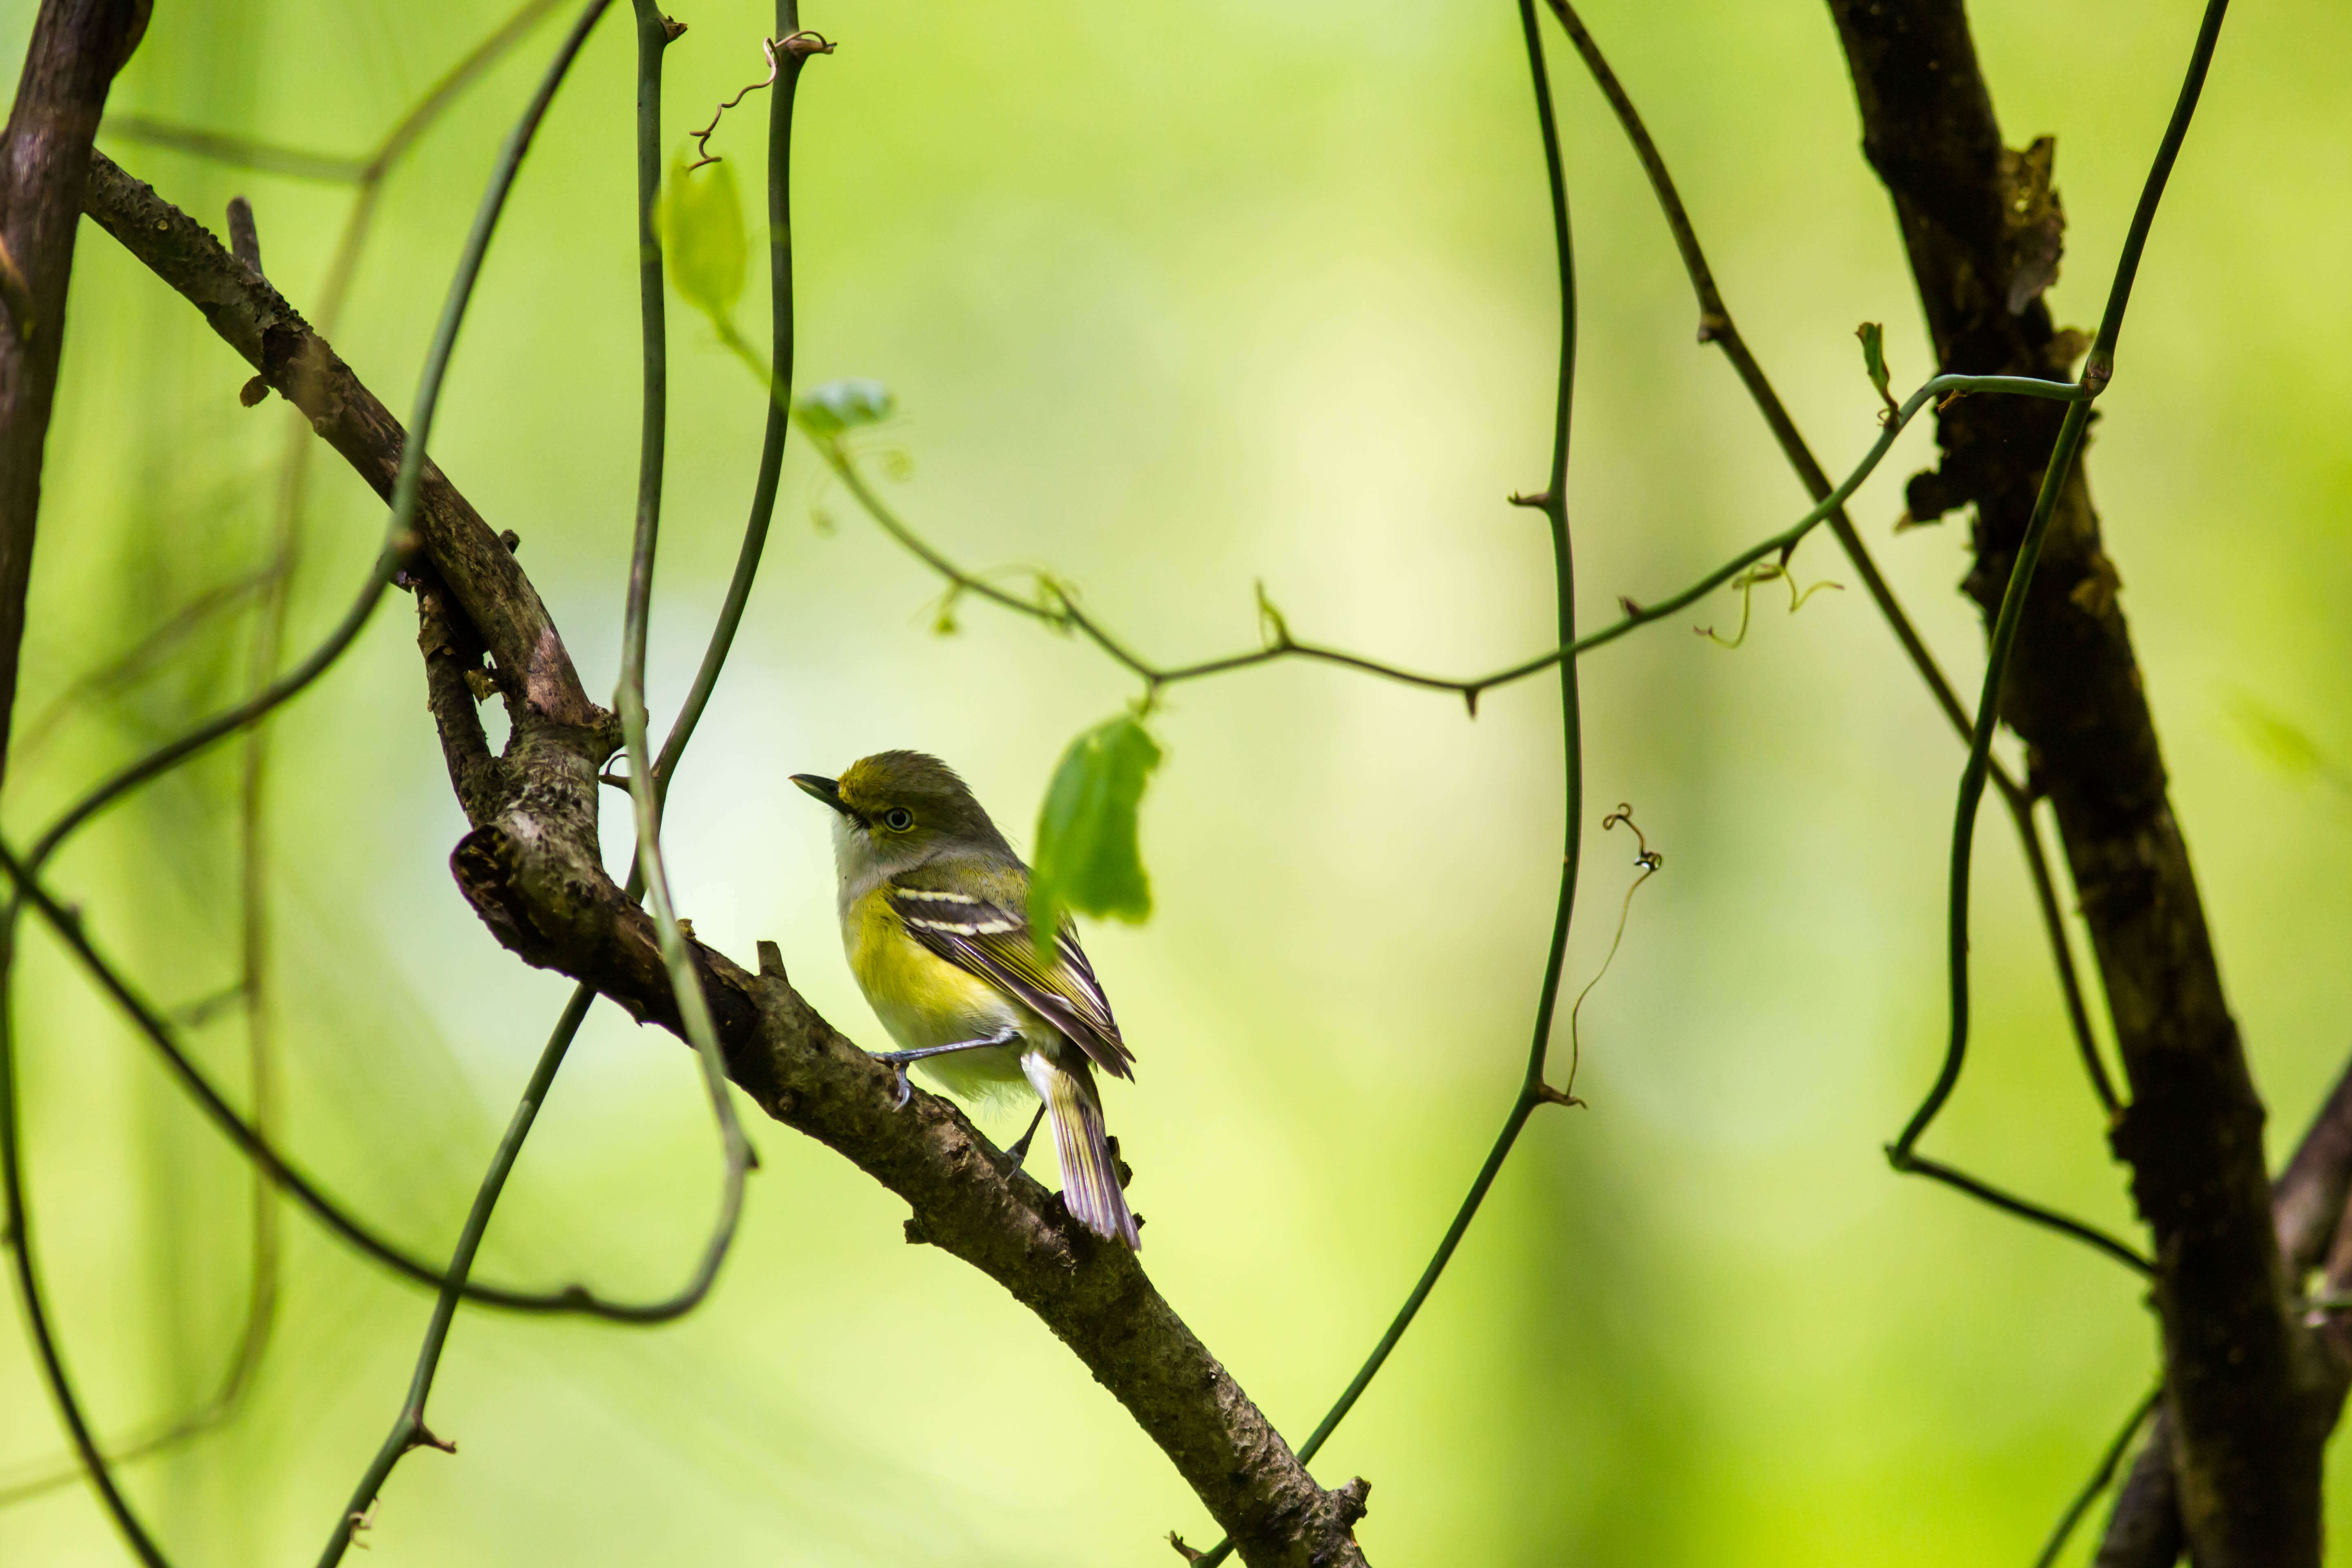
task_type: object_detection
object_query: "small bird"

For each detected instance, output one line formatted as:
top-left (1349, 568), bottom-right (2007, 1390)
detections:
top-left (792, 751), bottom-right (1140, 1248)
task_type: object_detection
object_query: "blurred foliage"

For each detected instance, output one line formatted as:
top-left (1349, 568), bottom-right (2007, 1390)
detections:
top-left (2, 0), bottom-right (2350, 1564)
top-left (793, 375), bottom-right (894, 438)
top-left (657, 151), bottom-right (747, 326)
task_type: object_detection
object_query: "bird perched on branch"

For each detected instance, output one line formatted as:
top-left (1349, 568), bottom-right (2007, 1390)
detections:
top-left (793, 751), bottom-right (1140, 1247)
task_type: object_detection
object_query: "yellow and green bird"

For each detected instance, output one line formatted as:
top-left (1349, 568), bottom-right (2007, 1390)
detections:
top-left (792, 751), bottom-right (1140, 1248)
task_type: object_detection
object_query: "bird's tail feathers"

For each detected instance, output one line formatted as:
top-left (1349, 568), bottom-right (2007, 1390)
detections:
top-left (1025, 1053), bottom-right (1139, 1249)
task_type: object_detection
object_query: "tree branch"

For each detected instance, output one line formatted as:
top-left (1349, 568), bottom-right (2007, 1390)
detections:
top-left (81, 155), bottom-right (1368, 1568)
top-left (1823, 5), bottom-right (2333, 1565)
top-left (0, 0), bottom-right (146, 784)
top-left (78, 150), bottom-right (603, 740)
top-left (1539, 0), bottom-right (2119, 1121)
top-left (2098, 1051), bottom-right (2352, 1566)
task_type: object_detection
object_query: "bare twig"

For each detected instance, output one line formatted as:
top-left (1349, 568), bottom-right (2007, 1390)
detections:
top-left (808, 367), bottom-right (2080, 713)
top-left (313, 985), bottom-right (598, 1568)
top-left (223, 194), bottom-right (260, 270)
top-left (2035, 1385), bottom-right (2163, 1568)
top-left (1536, 0), bottom-right (2117, 1122)
top-left (325, 2), bottom-right (831, 1552)
top-left (225, 10), bottom-right (583, 1499)
top-left (312, 5), bottom-right (629, 1560)
top-left (1194, 0), bottom-right (1581, 1555)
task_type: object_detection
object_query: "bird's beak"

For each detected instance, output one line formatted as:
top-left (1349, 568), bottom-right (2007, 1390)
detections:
top-left (791, 773), bottom-right (856, 819)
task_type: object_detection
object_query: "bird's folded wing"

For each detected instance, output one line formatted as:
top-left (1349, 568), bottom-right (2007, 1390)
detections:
top-left (885, 882), bottom-right (1134, 1080)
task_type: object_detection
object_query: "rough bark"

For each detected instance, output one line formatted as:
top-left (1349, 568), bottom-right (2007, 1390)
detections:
top-left (0, 0), bottom-right (145, 782)
top-left (81, 152), bottom-right (1369, 1568)
top-left (2100, 1055), bottom-right (2352, 1567)
top-left (1824, 4), bottom-right (2334, 1564)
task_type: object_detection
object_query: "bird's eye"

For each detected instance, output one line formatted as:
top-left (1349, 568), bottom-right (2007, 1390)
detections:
top-left (883, 807), bottom-right (914, 831)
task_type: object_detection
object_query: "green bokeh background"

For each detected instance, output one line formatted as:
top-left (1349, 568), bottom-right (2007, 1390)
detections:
top-left (4, 0), bottom-right (2349, 1561)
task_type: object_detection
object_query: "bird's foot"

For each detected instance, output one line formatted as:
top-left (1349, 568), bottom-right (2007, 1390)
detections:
top-left (875, 1028), bottom-right (1023, 1111)
top-left (1000, 1104), bottom-right (1046, 1171)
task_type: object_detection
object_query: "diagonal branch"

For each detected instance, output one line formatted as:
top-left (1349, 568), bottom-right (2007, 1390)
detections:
top-left (2097, 1050), bottom-right (2352, 1566)
top-left (1823, 5), bottom-right (2337, 1566)
top-left (81, 154), bottom-right (1368, 1568)
top-left (80, 151), bottom-right (599, 737)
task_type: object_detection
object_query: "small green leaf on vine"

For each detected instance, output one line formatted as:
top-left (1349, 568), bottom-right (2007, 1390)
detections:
top-left (1855, 321), bottom-right (1897, 422)
top-left (656, 154), bottom-right (746, 324)
top-left (1031, 573), bottom-right (1079, 632)
top-left (1029, 711), bottom-right (1164, 956)
top-left (795, 378), bottom-right (896, 437)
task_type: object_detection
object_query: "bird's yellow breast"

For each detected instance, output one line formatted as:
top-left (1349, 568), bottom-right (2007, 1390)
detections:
top-left (843, 886), bottom-right (1028, 1098)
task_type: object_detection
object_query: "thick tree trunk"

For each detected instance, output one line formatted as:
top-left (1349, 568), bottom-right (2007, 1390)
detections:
top-left (1824, 4), bottom-right (2336, 1564)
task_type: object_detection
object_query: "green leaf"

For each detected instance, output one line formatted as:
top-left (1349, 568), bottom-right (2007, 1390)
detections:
top-left (794, 377), bottom-right (896, 437)
top-left (1855, 321), bottom-right (1895, 414)
top-left (657, 155), bottom-right (746, 323)
top-left (1029, 713), bottom-right (1163, 948)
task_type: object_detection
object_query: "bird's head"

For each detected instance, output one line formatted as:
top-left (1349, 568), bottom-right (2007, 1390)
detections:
top-left (792, 751), bottom-right (1013, 879)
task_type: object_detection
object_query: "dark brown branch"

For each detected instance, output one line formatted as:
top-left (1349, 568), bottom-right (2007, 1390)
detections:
top-left (223, 194), bottom-right (260, 272)
top-left (2099, 1052), bottom-right (2352, 1566)
top-left (413, 566), bottom-right (505, 823)
top-left (0, 0), bottom-right (147, 784)
top-left (82, 154), bottom-right (1368, 1568)
top-left (1823, 6), bottom-right (2329, 1565)
top-left (79, 150), bottom-right (601, 738)
top-left (2097, 1422), bottom-right (2185, 1568)
top-left (742, 948), bottom-right (1372, 1568)
top-left (2277, 1056), bottom-right (2352, 1275)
